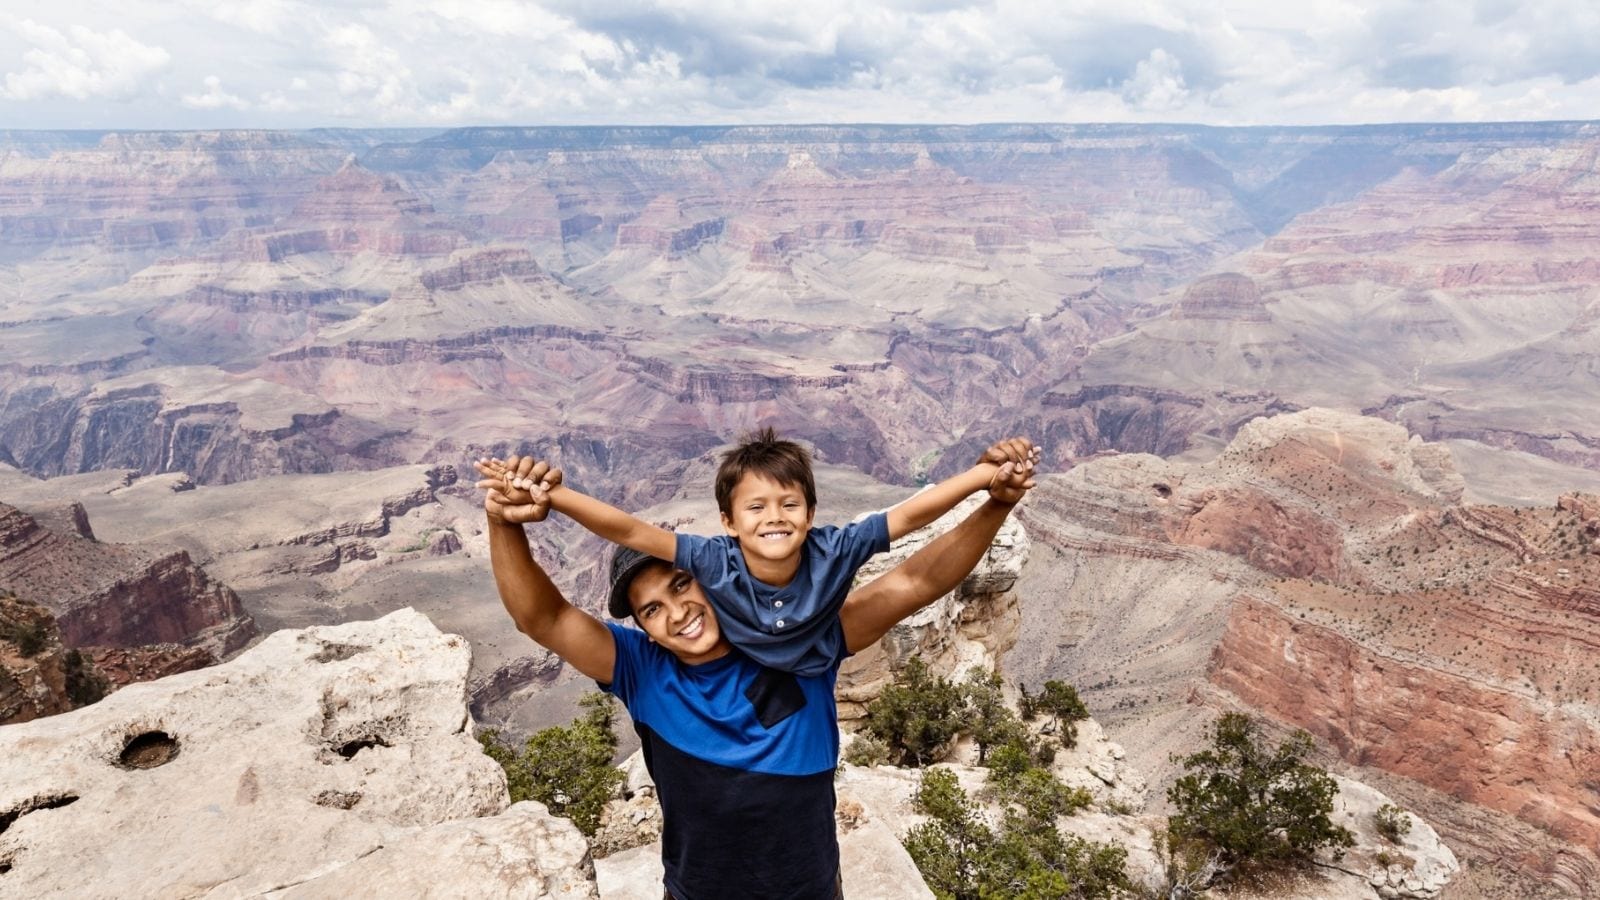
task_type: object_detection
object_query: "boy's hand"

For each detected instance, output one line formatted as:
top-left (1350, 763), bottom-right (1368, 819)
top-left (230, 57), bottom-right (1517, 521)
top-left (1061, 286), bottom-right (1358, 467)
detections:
top-left (987, 458), bottom-right (1037, 505)
top-left (474, 456), bottom-right (558, 524)
top-left (977, 437), bottom-right (1040, 468)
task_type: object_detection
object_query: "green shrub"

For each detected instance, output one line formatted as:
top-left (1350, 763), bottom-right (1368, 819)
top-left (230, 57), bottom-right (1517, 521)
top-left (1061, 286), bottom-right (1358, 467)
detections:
top-left (0, 612), bottom-right (50, 658)
top-left (904, 767), bottom-right (1129, 900)
top-left (842, 732), bottom-right (891, 767)
top-left (1167, 713), bottom-right (1353, 879)
top-left (963, 668), bottom-right (1030, 764)
top-left (862, 657), bottom-right (969, 766)
top-left (1374, 803), bottom-right (1411, 844)
top-left (63, 650), bottom-right (108, 706)
top-left (478, 692), bottom-right (623, 835)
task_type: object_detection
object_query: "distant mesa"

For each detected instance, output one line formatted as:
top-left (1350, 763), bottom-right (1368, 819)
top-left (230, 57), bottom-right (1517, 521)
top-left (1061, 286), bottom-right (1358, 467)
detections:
top-left (1169, 272), bottom-right (1269, 322)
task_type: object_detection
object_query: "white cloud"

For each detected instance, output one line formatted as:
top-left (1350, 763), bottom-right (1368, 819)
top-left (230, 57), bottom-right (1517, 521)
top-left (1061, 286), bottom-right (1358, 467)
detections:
top-left (1, 1), bottom-right (1598, 127)
top-left (181, 75), bottom-right (250, 110)
top-left (1122, 48), bottom-right (1188, 111)
top-left (1, 19), bottom-right (170, 101)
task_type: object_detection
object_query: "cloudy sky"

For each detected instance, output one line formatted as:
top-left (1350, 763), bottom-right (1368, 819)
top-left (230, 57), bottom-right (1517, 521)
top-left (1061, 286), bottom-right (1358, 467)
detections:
top-left (3, 0), bottom-right (1599, 130)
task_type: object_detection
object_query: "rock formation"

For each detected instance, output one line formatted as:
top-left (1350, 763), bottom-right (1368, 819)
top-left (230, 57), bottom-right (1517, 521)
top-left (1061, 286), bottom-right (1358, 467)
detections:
top-left (11, 122), bottom-right (1600, 508)
top-left (0, 609), bottom-right (596, 898)
top-left (1007, 407), bottom-right (1598, 892)
top-left (0, 501), bottom-right (255, 655)
top-left (0, 592), bottom-right (103, 725)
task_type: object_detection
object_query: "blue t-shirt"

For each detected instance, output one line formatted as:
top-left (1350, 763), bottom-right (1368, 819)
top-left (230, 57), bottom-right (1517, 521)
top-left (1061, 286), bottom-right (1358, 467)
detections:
top-left (601, 623), bottom-right (845, 900)
top-left (675, 512), bottom-right (891, 677)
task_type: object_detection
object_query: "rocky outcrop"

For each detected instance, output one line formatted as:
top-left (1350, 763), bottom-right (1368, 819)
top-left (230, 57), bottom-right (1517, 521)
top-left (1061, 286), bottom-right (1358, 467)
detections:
top-left (1003, 408), bottom-right (1596, 887)
top-left (0, 593), bottom-right (101, 725)
top-left (1210, 589), bottom-right (1600, 891)
top-left (0, 386), bottom-right (345, 485)
top-left (0, 502), bottom-right (255, 655)
top-left (1171, 272), bottom-right (1270, 322)
top-left (0, 608), bottom-right (596, 899)
top-left (837, 495), bottom-right (1029, 719)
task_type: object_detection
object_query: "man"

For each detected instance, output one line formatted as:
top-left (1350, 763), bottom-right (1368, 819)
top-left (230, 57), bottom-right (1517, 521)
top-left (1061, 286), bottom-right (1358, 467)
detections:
top-left (476, 447), bottom-right (1035, 899)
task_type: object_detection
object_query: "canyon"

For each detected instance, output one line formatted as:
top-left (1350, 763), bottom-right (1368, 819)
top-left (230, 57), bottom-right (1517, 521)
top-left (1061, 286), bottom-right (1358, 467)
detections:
top-left (4, 123), bottom-right (1600, 895)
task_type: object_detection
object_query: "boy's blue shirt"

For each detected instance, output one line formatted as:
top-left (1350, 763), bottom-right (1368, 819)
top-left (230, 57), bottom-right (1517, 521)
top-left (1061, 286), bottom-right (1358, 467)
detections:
top-left (674, 512), bottom-right (891, 677)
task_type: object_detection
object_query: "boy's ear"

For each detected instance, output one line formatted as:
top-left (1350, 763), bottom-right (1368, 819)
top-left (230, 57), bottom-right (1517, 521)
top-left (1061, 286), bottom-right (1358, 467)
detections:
top-left (721, 511), bottom-right (738, 536)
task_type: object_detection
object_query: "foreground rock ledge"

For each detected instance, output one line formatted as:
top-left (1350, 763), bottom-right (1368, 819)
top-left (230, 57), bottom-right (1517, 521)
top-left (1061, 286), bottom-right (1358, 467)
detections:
top-left (0, 608), bottom-right (596, 899)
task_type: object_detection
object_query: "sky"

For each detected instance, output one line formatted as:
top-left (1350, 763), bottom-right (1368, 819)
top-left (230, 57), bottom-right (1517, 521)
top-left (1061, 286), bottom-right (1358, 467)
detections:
top-left (3, 0), bottom-right (1599, 130)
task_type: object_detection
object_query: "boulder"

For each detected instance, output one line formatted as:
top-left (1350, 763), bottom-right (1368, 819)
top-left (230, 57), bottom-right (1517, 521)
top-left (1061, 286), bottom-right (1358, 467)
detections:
top-left (0, 608), bottom-right (592, 898)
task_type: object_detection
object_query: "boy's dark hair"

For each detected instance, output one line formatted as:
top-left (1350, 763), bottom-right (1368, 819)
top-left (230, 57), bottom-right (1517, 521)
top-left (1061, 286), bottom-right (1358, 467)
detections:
top-left (714, 427), bottom-right (816, 517)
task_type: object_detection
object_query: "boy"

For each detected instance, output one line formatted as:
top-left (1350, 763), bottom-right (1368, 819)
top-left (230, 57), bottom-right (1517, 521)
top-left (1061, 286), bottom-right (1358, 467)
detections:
top-left (475, 453), bottom-right (1036, 899)
top-left (492, 431), bottom-right (1038, 676)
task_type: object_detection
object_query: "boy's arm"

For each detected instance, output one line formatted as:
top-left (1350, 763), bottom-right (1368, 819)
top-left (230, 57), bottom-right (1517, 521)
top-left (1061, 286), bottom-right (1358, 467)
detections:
top-left (883, 437), bottom-right (1038, 541)
top-left (842, 458), bottom-right (1035, 653)
top-left (479, 466), bottom-right (616, 682)
top-left (500, 454), bottom-right (677, 562)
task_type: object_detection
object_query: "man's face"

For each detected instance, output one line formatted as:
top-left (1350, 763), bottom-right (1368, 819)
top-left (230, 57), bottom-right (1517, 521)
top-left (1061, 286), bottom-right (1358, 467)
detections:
top-left (628, 561), bottom-right (731, 665)
top-left (720, 472), bottom-right (815, 565)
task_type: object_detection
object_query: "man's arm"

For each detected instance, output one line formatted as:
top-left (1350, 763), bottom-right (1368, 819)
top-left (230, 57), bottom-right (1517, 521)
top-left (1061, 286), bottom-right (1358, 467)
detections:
top-left (477, 461), bottom-right (616, 682)
top-left (842, 458), bottom-right (1035, 653)
top-left (500, 454), bottom-right (677, 562)
top-left (883, 437), bottom-right (1038, 540)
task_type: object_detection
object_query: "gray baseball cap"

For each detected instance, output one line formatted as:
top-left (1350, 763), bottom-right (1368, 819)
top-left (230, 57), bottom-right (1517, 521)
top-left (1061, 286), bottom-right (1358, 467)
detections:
top-left (606, 546), bottom-right (664, 619)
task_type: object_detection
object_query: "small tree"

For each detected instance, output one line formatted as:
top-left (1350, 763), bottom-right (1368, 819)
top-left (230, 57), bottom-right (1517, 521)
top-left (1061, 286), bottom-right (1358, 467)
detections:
top-left (863, 657), bottom-right (969, 766)
top-left (963, 667), bottom-right (1031, 764)
top-left (1167, 713), bottom-right (1353, 880)
top-left (1022, 679), bottom-right (1090, 749)
top-left (478, 692), bottom-right (624, 835)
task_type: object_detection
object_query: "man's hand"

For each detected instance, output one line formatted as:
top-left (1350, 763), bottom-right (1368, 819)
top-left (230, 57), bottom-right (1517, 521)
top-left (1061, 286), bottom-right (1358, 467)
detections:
top-left (987, 457), bottom-right (1037, 505)
top-left (977, 436), bottom-right (1040, 468)
top-left (474, 456), bottom-right (560, 524)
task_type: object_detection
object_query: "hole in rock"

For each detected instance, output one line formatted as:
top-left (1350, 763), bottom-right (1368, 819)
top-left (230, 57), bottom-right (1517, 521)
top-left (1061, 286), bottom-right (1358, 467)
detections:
top-left (337, 737), bottom-right (390, 759)
top-left (311, 642), bottom-right (366, 663)
top-left (119, 731), bottom-right (180, 769)
top-left (0, 793), bottom-right (80, 836)
top-left (0, 857), bottom-right (11, 875)
top-left (1152, 483), bottom-right (1173, 499)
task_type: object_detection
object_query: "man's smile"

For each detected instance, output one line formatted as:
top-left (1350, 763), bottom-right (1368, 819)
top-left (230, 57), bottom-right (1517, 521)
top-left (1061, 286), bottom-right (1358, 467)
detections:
top-left (677, 613), bottom-right (705, 639)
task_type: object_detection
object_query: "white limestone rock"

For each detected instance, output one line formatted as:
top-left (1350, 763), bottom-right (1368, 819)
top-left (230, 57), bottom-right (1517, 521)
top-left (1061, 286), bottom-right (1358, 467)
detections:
top-left (0, 608), bottom-right (577, 899)
top-left (1330, 776), bottom-right (1459, 900)
top-left (276, 802), bottom-right (597, 899)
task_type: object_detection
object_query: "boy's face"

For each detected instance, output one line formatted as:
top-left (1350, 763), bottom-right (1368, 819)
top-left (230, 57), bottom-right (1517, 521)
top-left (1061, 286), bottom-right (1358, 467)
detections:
top-left (720, 471), bottom-right (815, 566)
top-left (627, 561), bottom-right (731, 665)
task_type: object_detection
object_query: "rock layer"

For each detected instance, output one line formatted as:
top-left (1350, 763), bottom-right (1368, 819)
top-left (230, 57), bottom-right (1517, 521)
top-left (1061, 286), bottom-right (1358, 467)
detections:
top-left (0, 502), bottom-right (255, 654)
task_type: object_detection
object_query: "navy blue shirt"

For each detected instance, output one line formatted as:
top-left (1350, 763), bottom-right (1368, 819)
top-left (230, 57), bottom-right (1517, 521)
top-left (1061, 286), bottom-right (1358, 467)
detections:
top-left (675, 512), bottom-right (891, 677)
top-left (601, 623), bottom-right (845, 900)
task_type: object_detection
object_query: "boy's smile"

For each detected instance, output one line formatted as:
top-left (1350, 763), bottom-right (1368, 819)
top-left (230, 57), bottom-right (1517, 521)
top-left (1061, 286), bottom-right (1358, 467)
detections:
top-left (721, 472), bottom-right (815, 585)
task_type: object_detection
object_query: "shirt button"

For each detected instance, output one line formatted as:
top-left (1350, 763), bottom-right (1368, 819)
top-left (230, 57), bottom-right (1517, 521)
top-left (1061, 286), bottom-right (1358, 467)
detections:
top-left (776, 620), bottom-right (785, 628)
top-left (774, 600), bottom-right (784, 608)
